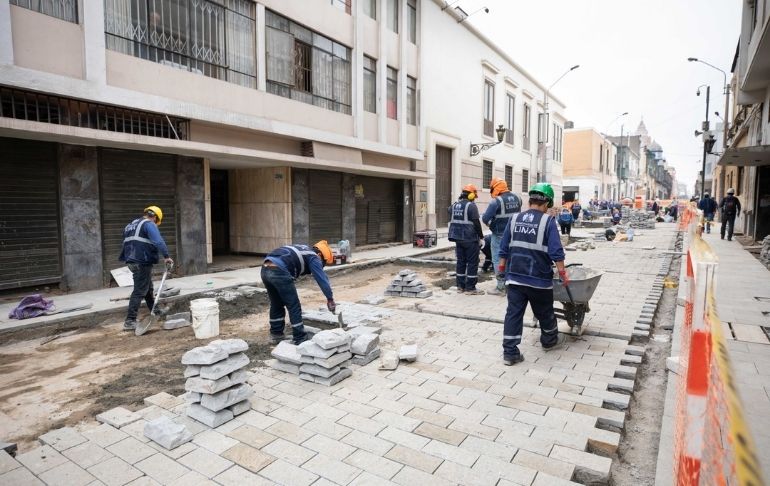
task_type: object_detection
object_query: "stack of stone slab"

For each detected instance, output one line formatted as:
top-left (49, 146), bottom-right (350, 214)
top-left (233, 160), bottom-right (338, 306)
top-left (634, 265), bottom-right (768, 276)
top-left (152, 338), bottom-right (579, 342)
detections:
top-left (385, 269), bottom-right (432, 298)
top-left (298, 329), bottom-right (353, 385)
top-left (348, 326), bottom-right (381, 365)
top-left (182, 338), bottom-right (253, 428)
top-left (625, 209), bottom-right (656, 229)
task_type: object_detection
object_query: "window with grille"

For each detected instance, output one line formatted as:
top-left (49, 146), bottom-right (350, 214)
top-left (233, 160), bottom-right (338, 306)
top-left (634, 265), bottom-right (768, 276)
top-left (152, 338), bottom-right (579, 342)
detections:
top-left (387, 66), bottom-right (398, 119)
top-left (407, 76), bottom-right (417, 125)
top-left (521, 169), bottom-right (529, 192)
top-left (104, 0), bottom-right (256, 88)
top-left (11, 0), bottom-right (77, 23)
top-left (387, 0), bottom-right (398, 33)
top-left (505, 165), bottom-right (513, 189)
top-left (363, 0), bottom-right (376, 19)
top-left (407, 0), bottom-right (417, 43)
top-left (523, 103), bottom-right (531, 150)
top-left (505, 93), bottom-right (515, 144)
top-left (482, 160), bottom-right (494, 189)
top-left (483, 80), bottom-right (494, 137)
top-left (363, 56), bottom-right (377, 114)
top-left (264, 10), bottom-right (352, 114)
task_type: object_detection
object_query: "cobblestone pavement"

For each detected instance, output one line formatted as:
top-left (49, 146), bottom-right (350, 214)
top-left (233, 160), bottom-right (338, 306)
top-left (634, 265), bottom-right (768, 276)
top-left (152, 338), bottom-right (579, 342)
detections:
top-left (1, 224), bottom-right (681, 485)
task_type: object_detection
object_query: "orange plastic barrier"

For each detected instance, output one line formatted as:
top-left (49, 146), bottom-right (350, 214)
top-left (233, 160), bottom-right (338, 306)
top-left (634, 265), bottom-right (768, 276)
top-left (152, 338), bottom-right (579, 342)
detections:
top-left (672, 205), bottom-right (765, 486)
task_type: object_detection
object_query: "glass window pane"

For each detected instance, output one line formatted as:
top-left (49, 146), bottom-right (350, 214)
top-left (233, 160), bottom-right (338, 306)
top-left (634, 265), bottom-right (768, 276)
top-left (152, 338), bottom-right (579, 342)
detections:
top-left (266, 27), bottom-right (295, 85)
top-left (313, 33), bottom-right (333, 53)
top-left (387, 0), bottom-right (398, 32)
top-left (290, 21), bottom-right (313, 43)
top-left (407, 0), bottom-right (416, 43)
top-left (363, 0), bottom-right (376, 19)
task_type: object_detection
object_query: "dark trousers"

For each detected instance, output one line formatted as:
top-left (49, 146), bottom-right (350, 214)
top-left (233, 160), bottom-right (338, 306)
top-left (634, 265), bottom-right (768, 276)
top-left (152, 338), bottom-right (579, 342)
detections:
top-left (126, 263), bottom-right (154, 322)
top-left (261, 266), bottom-right (306, 343)
top-left (704, 212), bottom-right (714, 233)
top-left (455, 240), bottom-right (480, 290)
top-left (503, 284), bottom-right (559, 358)
top-left (721, 213), bottom-right (736, 240)
top-left (559, 223), bottom-right (571, 235)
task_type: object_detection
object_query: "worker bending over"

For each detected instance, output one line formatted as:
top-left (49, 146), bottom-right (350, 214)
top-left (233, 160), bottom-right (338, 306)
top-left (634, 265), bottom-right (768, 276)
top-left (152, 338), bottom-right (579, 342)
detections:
top-left (482, 177), bottom-right (522, 293)
top-left (262, 241), bottom-right (336, 345)
top-left (448, 184), bottom-right (485, 294)
top-left (498, 183), bottom-right (568, 365)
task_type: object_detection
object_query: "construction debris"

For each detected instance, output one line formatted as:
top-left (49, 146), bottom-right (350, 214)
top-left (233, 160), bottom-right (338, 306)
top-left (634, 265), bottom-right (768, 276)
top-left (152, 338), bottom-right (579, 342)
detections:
top-left (379, 350), bottom-right (400, 370)
top-left (182, 339), bottom-right (252, 428)
top-left (385, 269), bottom-right (433, 298)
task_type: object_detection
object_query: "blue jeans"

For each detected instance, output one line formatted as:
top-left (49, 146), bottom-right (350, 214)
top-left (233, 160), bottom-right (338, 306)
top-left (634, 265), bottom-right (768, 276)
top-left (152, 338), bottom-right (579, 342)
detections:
top-left (491, 233), bottom-right (504, 289)
top-left (126, 263), bottom-right (154, 322)
top-left (261, 266), bottom-right (306, 343)
top-left (503, 284), bottom-right (558, 358)
top-left (455, 240), bottom-right (480, 290)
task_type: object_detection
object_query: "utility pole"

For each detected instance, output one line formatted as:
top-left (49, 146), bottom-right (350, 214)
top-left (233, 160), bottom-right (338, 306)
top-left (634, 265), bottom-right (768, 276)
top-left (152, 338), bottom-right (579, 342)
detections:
top-left (615, 124), bottom-right (624, 199)
top-left (700, 86), bottom-right (710, 198)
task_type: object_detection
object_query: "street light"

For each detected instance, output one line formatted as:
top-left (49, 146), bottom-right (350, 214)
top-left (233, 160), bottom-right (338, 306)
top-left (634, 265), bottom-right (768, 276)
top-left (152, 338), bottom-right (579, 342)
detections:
top-left (605, 111), bottom-right (629, 132)
top-left (470, 125), bottom-right (506, 156)
top-left (538, 64), bottom-right (580, 182)
top-left (612, 112), bottom-right (630, 199)
top-left (695, 84), bottom-right (711, 197)
top-left (688, 57), bottom-right (730, 147)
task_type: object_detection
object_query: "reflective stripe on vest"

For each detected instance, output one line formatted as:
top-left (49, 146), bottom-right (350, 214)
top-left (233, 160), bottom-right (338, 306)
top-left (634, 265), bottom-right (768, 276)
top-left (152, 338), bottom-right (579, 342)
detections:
top-left (285, 246), bottom-right (318, 276)
top-left (495, 194), bottom-right (519, 219)
top-left (123, 219), bottom-right (153, 245)
top-left (508, 212), bottom-right (550, 252)
top-left (451, 201), bottom-right (473, 224)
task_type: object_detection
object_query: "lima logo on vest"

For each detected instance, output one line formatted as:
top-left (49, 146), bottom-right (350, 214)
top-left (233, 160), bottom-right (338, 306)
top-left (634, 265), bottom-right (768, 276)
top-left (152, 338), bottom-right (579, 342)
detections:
top-left (522, 213), bottom-right (535, 223)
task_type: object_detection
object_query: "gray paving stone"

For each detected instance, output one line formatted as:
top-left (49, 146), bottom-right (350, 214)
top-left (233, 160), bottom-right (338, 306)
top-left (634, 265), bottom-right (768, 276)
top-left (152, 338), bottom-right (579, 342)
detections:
top-left (181, 345), bottom-right (228, 366)
top-left (39, 427), bottom-right (88, 452)
top-left (302, 434), bottom-right (356, 461)
top-left (392, 465), bottom-right (455, 486)
top-left (16, 445), bottom-right (68, 475)
top-left (549, 445), bottom-right (611, 484)
top-left (261, 437), bottom-right (316, 466)
top-left (135, 453), bottom-right (189, 484)
top-left (191, 430), bottom-right (239, 454)
top-left (106, 437), bottom-right (156, 465)
top-left (260, 459), bottom-right (319, 485)
top-left (38, 460), bottom-right (96, 486)
top-left (188, 404), bottom-right (234, 428)
top-left (214, 465), bottom-right (272, 485)
top-left (512, 450), bottom-right (575, 480)
top-left (265, 420), bottom-right (315, 445)
top-left (351, 334), bottom-right (380, 356)
top-left (165, 470), bottom-right (215, 486)
top-left (342, 430), bottom-right (395, 455)
top-left (178, 447), bottom-right (233, 478)
top-left (87, 457), bottom-right (143, 486)
top-left (0, 450), bottom-right (20, 475)
top-left (208, 339), bottom-right (248, 355)
top-left (62, 441), bottom-right (115, 470)
top-left (143, 416), bottom-right (193, 450)
top-left (473, 455), bottom-right (538, 485)
top-left (299, 363), bottom-right (341, 378)
top-left (344, 449), bottom-right (403, 480)
top-left (96, 407), bottom-right (142, 429)
top-left (352, 348), bottom-right (381, 366)
top-left (221, 444), bottom-right (275, 474)
top-left (312, 329), bottom-right (351, 350)
top-left (143, 392), bottom-right (185, 410)
top-left (297, 340), bottom-right (336, 359)
top-left (313, 351), bottom-right (353, 369)
top-left (199, 353), bottom-right (250, 381)
top-left (302, 453), bottom-right (362, 485)
top-left (0, 467), bottom-right (45, 486)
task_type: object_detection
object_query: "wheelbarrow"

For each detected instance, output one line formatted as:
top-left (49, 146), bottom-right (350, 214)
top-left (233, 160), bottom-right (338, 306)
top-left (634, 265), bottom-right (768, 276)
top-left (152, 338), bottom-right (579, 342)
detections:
top-left (552, 264), bottom-right (603, 336)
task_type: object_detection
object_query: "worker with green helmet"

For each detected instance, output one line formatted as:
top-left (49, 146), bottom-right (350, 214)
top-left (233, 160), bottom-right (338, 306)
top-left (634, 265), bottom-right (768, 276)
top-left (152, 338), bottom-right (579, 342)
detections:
top-left (497, 183), bottom-right (568, 365)
top-left (119, 205), bottom-right (173, 332)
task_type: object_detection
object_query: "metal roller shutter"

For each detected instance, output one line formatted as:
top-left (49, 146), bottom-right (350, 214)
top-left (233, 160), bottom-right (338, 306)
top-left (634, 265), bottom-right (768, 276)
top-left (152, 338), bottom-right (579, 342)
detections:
top-left (0, 138), bottom-right (61, 290)
top-left (308, 170), bottom-right (343, 243)
top-left (436, 146), bottom-right (453, 227)
top-left (354, 176), bottom-right (402, 245)
top-left (100, 149), bottom-right (177, 280)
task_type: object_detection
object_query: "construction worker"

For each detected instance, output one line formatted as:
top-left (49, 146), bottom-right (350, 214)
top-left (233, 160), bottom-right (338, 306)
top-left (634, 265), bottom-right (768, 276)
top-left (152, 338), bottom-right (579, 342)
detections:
top-left (720, 188), bottom-right (741, 241)
top-left (262, 241), bottom-right (336, 345)
top-left (481, 234), bottom-right (493, 273)
top-left (698, 192), bottom-right (717, 234)
top-left (482, 177), bottom-right (522, 293)
top-left (119, 206), bottom-right (173, 332)
top-left (448, 184), bottom-right (485, 294)
top-left (497, 183), bottom-right (568, 365)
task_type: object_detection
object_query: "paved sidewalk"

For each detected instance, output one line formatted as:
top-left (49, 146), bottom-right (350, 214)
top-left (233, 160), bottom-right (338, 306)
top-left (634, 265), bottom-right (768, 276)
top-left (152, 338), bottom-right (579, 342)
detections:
top-left (656, 231), bottom-right (770, 484)
top-left (0, 239), bottom-right (453, 334)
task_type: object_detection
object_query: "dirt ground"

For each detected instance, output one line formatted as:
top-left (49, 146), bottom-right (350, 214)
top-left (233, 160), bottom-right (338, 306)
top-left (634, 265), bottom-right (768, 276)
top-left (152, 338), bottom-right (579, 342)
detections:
top-left (0, 262), bottom-right (456, 451)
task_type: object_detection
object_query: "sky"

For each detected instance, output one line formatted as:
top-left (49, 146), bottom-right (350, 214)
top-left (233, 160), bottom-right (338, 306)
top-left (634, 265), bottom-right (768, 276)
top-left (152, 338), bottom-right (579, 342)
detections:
top-left (463, 0), bottom-right (742, 193)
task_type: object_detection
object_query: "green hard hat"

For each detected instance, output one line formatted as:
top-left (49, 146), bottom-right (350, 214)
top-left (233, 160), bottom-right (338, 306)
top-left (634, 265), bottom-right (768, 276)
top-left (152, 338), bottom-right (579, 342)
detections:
top-left (528, 182), bottom-right (555, 208)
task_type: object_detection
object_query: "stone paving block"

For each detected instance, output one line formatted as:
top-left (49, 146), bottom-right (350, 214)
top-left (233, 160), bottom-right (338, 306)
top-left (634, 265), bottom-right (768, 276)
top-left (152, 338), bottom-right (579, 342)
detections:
top-left (178, 447), bottom-right (233, 478)
top-left (459, 435), bottom-right (517, 462)
top-left (378, 426), bottom-right (431, 451)
top-left (270, 360), bottom-right (300, 375)
top-left (447, 418), bottom-right (501, 441)
top-left (144, 392), bottom-right (185, 410)
top-left (0, 450), bottom-right (20, 475)
top-left (265, 420), bottom-right (315, 445)
top-left (62, 441), bottom-right (114, 470)
top-left (213, 465), bottom-right (272, 486)
top-left (221, 444), bottom-right (275, 474)
top-left (313, 351), bottom-right (353, 369)
top-left (313, 329), bottom-right (351, 350)
top-left (225, 425), bottom-right (276, 450)
top-left (549, 445), bottom-right (611, 484)
top-left (384, 444), bottom-right (443, 474)
top-left (338, 413), bottom-right (387, 435)
top-left (531, 472), bottom-right (583, 485)
top-left (572, 403), bottom-right (625, 429)
top-left (200, 384), bottom-right (253, 412)
top-left (269, 403), bottom-right (313, 426)
top-left (473, 454), bottom-right (539, 485)
top-left (199, 353), bottom-right (250, 381)
top-left (188, 404), bottom-right (234, 428)
top-left (261, 438), bottom-right (316, 466)
top-left (297, 341), bottom-right (336, 359)
top-left (146, 440), bottom-right (196, 462)
top-left (190, 430), bottom-right (237, 455)
top-left (208, 339), bottom-right (248, 355)
top-left (436, 458), bottom-right (499, 486)
top-left (392, 464), bottom-right (455, 486)
top-left (512, 449), bottom-right (575, 480)
top-left (352, 348), bottom-right (381, 366)
top-left (581, 387), bottom-right (630, 409)
top-left (563, 422), bottom-right (621, 455)
top-left (96, 407), bottom-right (142, 429)
top-left (259, 459), bottom-right (318, 486)
top-left (39, 427), bottom-right (87, 452)
top-left (414, 422), bottom-right (466, 446)
top-left (347, 326), bottom-right (382, 337)
top-left (372, 410), bottom-right (421, 432)
top-left (302, 433), bottom-right (356, 461)
top-left (143, 417), bottom-right (192, 450)
top-left (135, 453), bottom-right (189, 484)
top-left (309, 367), bottom-right (353, 386)
top-left (38, 460), bottom-right (96, 486)
top-left (87, 456), bottom-right (143, 486)
top-left (349, 471), bottom-right (397, 486)
top-left (342, 430), bottom-right (395, 456)
top-left (496, 430), bottom-right (553, 456)
top-left (299, 363), bottom-right (340, 378)
top-left (0, 466), bottom-right (45, 485)
top-left (344, 449), bottom-right (403, 480)
top-left (173, 416), bottom-right (208, 436)
top-left (423, 439), bottom-right (477, 467)
top-left (405, 407), bottom-right (454, 428)
top-left (106, 437), bottom-right (156, 465)
top-left (163, 318), bottom-right (191, 330)
top-left (165, 470), bottom-right (216, 486)
top-left (399, 344), bottom-right (418, 362)
top-left (302, 453), bottom-right (362, 485)
top-left (351, 334), bottom-right (380, 356)
top-left (16, 445), bottom-right (68, 475)
top-left (181, 345), bottom-right (229, 365)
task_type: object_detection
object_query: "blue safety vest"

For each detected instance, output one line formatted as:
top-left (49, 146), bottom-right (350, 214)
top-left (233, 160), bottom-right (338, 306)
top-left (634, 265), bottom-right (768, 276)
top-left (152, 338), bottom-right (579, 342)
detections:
top-left (448, 199), bottom-right (478, 242)
top-left (489, 192), bottom-right (522, 235)
top-left (265, 245), bottom-right (320, 279)
top-left (506, 210), bottom-right (554, 282)
top-left (119, 218), bottom-right (160, 264)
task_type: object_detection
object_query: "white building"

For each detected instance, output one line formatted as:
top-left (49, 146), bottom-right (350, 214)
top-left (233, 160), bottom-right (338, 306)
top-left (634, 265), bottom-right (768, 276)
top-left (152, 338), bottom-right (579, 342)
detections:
top-left (418, 0), bottom-right (568, 227)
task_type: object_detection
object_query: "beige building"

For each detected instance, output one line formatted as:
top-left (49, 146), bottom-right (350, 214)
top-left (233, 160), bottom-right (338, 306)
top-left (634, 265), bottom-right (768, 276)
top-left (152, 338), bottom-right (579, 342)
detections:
top-left (0, 0), bottom-right (424, 291)
top-left (562, 127), bottom-right (617, 204)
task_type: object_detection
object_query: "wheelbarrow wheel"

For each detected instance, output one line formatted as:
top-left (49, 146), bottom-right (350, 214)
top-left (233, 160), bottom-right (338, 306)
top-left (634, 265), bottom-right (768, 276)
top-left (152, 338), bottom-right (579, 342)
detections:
top-left (563, 303), bottom-right (586, 328)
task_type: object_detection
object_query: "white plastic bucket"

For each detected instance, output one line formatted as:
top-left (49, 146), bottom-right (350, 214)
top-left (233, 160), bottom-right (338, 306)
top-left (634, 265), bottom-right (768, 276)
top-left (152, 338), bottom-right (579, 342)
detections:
top-left (190, 298), bottom-right (219, 339)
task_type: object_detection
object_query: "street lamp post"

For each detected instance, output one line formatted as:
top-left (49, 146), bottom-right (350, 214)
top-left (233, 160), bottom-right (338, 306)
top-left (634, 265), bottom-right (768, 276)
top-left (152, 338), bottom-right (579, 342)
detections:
top-left (606, 112), bottom-right (628, 201)
top-left (688, 57), bottom-right (730, 153)
top-left (696, 84), bottom-right (711, 198)
top-left (539, 65), bottom-right (579, 183)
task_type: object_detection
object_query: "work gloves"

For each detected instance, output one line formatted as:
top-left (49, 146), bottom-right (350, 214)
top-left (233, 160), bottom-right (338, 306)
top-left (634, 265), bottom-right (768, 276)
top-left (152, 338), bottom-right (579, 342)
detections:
top-left (559, 269), bottom-right (570, 286)
top-left (479, 238), bottom-right (485, 250)
top-left (327, 299), bottom-right (336, 313)
top-left (497, 263), bottom-right (506, 280)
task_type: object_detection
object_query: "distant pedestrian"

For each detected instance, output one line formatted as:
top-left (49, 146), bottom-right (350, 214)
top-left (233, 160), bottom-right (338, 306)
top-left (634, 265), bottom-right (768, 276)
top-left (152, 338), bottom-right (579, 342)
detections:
top-left (119, 206), bottom-right (173, 332)
top-left (558, 208), bottom-right (574, 236)
top-left (719, 188), bottom-right (741, 241)
top-left (651, 200), bottom-right (659, 215)
top-left (449, 184), bottom-right (485, 294)
top-left (669, 199), bottom-right (679, 222)
top-left (571, 201), bottom-right (581, 222)
top-left (482, 177), bottom-right (522, 293)
top-left (611, 208), bottom-right (622, 224)
top-left (698, 192), bottom-right (717, 234)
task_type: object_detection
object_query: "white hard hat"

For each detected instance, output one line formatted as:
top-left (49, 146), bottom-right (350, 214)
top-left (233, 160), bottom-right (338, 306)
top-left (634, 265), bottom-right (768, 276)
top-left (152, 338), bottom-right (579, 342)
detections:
top-left (727, 188), bottom-right (735, 195)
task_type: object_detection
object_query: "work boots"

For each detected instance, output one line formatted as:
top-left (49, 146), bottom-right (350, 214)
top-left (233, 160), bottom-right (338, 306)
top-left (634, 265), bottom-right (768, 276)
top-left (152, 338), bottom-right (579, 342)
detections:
top-left (543, 334), bottom-right (567, 352)
top-left (123, 320), bottom-right (138, 332)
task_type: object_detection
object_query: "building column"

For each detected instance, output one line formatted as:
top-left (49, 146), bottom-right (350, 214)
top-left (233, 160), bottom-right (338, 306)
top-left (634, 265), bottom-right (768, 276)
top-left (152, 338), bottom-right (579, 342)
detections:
top-left (291, 169), bottom-right (310, 244)
top-left (59, 145), bottom-right (104, 291)
top-left (398, 0), bottom-right (407, 147)
top-left (342, 174), bottom-right (356, 245)
top-left (352, 0), bottom-right (364, 138)
top-left (177, 157), bottom-right (207, 275)
top-left (256, 3), bottom-right (267, 91)
top-left (377, 0), bottom-right (387, 143)
top-left (82, 0), bottom-right (106, 84)
top-left (0, 0), bottom-right (13, 65)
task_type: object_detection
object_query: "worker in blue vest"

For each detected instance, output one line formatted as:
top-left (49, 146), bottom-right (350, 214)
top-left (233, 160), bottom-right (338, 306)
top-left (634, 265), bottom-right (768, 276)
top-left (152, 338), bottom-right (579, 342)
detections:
top-left (448, 184), bottom-right (485, 294)
top-left (482, 177), bottom-right (522, 293)
top-left (119, 205), bottom-right (173, 332)
top-left (262, 240), bottom-right (336, 345)
top-left (498, 183), bottom-right (568, 365)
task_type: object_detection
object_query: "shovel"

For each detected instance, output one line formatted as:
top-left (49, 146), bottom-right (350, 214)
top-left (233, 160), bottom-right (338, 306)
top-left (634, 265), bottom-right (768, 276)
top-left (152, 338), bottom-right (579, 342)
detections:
top-left (336, 310), bottom-right (345, 329)
top-left (135, 262), bottom-right (173, 336)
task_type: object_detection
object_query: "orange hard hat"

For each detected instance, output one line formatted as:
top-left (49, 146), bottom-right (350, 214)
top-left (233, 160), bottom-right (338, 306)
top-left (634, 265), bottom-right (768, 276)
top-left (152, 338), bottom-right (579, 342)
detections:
top-left (462, 184), bottom-right (478, 193)
top-left (489, 177), bottom-right (509, 197)
top-left (313, 240), bottom-right (334, 265)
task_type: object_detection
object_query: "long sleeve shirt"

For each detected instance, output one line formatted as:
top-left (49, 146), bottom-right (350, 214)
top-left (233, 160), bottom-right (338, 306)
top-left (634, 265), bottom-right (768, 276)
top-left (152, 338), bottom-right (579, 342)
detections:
top-left (498, 214), bottom-right (565, 289)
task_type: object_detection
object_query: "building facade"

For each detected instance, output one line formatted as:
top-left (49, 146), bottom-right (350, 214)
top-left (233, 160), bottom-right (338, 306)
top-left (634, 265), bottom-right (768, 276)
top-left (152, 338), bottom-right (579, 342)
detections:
top-left (418, 0), bottom-right (567, 227)
top-left (0, 0), bottom-right (425, 291)
top-left (714, 0), bottom-right (770, 242)
top-left (562, 127), bottom-right (617, 204)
